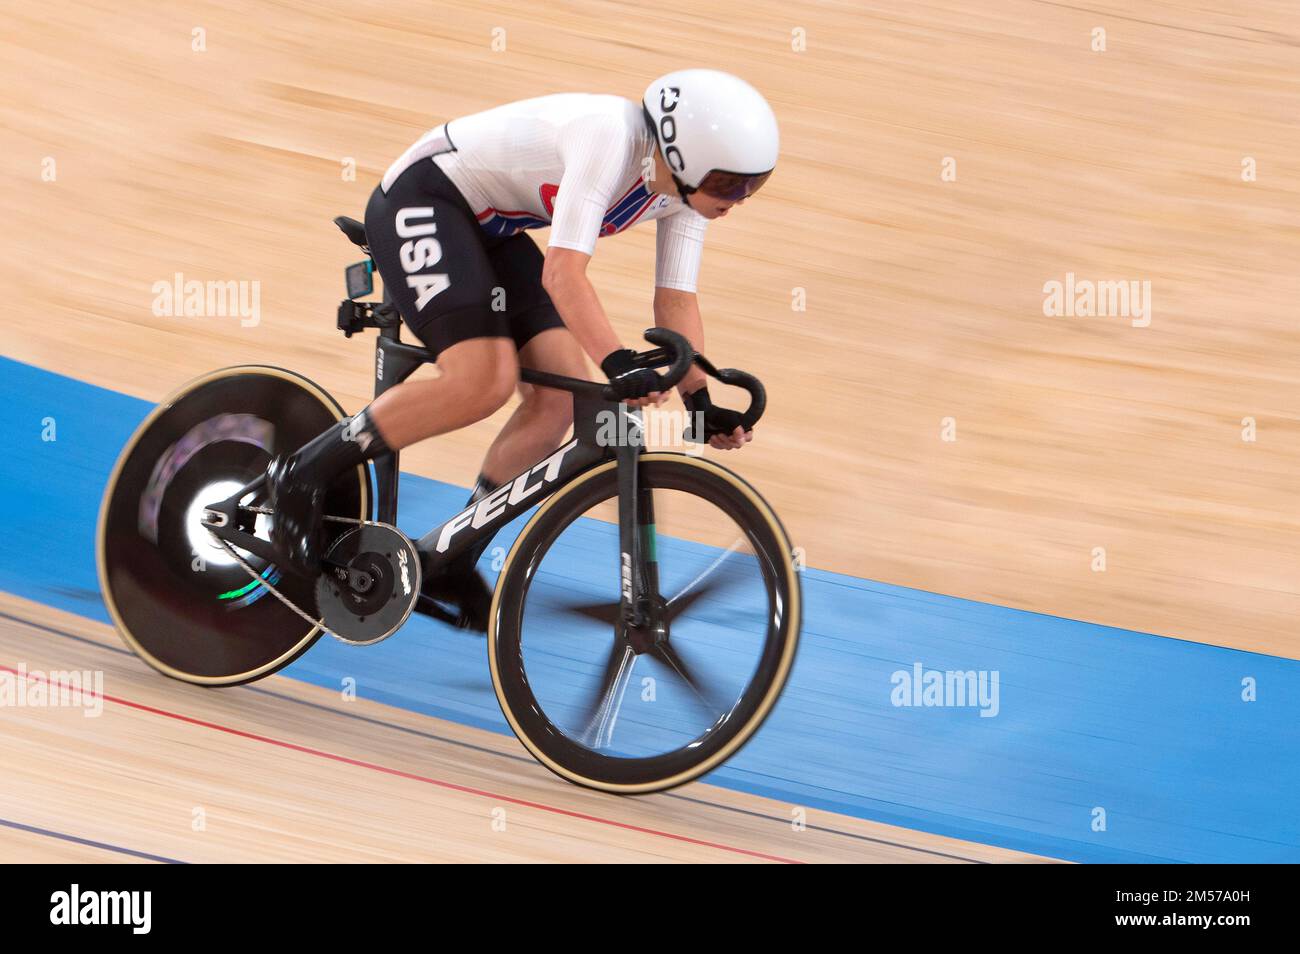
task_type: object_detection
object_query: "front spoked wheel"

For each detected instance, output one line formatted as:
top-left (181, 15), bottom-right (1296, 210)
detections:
top-left (489, 454), bottom-right (800, 794)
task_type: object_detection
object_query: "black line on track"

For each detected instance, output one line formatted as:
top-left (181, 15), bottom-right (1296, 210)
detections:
top-left (0, 816), bottom-right (185, 864)
top-left (664, 792), bottom-right (987, 863)
top-left (244, 684), bottom-right (539, 766)
top-left (1, 606), bottom-right (986, 862)
top-left (0, 609), bottom-right (134, 656)
top-left (1030, 0), bottom-right (1291, 46)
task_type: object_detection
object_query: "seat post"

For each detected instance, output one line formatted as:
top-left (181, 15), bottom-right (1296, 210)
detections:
top-left (370, 330), bottom-right (438, 525)
top-left (372, 331), bottom-right (401, 525)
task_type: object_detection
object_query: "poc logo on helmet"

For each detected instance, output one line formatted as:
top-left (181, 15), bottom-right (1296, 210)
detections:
top-left (644, 69), bottom-right (780, 198)
top-left (655, 86), bottom-right (686, 173)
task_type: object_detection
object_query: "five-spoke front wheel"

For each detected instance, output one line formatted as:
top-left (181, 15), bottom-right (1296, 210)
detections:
top-left (489, 454), bottom-right (800, 794)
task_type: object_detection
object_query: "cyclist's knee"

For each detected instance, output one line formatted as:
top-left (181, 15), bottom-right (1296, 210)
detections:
top-left (438, 337), bottom-right (518, 419)
top-left (515, 328), bottom-right (583, 435)
top-left (520, 382), bottom-right (574, 429)
top-left (521, 389), bottom-right (571, 446)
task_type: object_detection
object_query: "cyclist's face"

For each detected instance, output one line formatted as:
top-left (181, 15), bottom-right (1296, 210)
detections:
top-left (651, 147), bottom-right (753, 218)
top-left (687, 193), bottom-right (746, 220)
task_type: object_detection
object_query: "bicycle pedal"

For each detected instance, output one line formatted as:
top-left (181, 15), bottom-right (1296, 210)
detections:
top-left (315, 524), bottom-right (421, 645)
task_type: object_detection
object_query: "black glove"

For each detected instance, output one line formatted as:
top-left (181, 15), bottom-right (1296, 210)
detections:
top-left (601, 349), bottom-right (666, 400)
top-left (684, 386), bottom-right (748, 441)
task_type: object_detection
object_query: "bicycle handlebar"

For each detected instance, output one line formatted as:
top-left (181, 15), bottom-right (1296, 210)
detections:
top-left (601, 328), bottom-right (767, 431)
top-left (600, 328), bottom-right (695, 401)
top-left (689, 352), bottom-right (766, 431)
top-left (713, 366), bottom-right (767, 431)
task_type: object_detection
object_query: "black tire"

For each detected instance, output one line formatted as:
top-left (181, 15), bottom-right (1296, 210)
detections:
top-left (488, 453), bottom-right (800, 794)
top-left (96, 366), bottom-right (371, 686)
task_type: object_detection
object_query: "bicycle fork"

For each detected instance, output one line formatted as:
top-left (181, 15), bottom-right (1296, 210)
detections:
top-left (615, 406), bottom-right (665, 654)
top-left (580, 406), bottom-right (662, 749)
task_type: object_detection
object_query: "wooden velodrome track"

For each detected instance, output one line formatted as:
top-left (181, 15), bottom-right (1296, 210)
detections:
top-left (1, 1), bottom-right (1296, 861)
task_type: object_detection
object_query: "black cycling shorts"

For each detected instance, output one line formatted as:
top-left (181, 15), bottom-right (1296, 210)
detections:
top-left (364, 160), bottom-right (564, 358)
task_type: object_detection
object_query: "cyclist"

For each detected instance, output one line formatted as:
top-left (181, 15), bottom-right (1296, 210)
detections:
top-left (266, 68), bottom-right (779, 630)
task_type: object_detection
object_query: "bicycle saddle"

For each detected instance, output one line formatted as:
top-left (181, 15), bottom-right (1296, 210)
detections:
top-left (333, 215), bottom-right (369, 250)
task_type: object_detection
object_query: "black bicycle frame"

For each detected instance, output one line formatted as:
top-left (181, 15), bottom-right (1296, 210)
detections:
top-left (206, 316), bottom-right (674, 630)
top-left (377, 328), bottom-right (665, 630)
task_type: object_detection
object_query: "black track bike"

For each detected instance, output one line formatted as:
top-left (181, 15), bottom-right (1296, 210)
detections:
top-left (96, 216), bottom-right (801, 793)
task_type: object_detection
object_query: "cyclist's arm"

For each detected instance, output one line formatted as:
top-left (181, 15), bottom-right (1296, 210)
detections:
top-left (544, 115), bottom-right (642, 371)
top-left (653, 212), bottom-right (750, 450)
top-left (541, 248), bottom-right (622, 366)
top-left (653, 206), bottom-right (709, 396)
top-left (543, 249), bottom-right (665, 407)
top-left (652, 286), bottom-right (708, 396)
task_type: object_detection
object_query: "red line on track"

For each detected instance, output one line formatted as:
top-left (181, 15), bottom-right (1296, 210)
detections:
top-left (0, 664), bottom-right (801, 864)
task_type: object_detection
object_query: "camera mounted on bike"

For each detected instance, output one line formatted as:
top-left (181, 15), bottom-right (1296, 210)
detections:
top-left (337, 298), bottom-right (401, 338)
top-left (332, 215), bottom-right (401, 337)
top-left (344, 259), bottom-right (374, 300)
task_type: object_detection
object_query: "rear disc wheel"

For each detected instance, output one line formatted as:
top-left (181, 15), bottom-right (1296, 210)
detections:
top-left (96, 366), bottom-right (371, 685)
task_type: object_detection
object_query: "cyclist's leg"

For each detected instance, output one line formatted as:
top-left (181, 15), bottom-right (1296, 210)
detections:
top-left (429, 326), bottom-right (582, 585)
top-left (477, 232), bottom-right (583, 484)
top-left (364, 167), bottom-right (520, 447)
top-left (267, 164), bottom-right (516, 573)
top-left (418, 233), bottom-right (580, 626)
top-left (368, 337), bottom-right (517, 447)
top-left (480, 328), bottom-right (585, 481)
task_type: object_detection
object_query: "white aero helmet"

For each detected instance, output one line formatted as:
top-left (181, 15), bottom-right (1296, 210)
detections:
top-left (643, 68), bottom-right (779, 201)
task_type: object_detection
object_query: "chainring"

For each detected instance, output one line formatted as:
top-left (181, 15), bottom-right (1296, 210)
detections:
top-left (315, 523), bottom-right (421, 645)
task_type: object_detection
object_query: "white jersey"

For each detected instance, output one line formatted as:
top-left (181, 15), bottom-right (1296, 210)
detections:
top-left (381, 93), bottom-right (708, 292)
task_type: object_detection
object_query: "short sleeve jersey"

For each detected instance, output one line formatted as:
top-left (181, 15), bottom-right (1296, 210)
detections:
top-left (381, 93), bottom-right (708, 291)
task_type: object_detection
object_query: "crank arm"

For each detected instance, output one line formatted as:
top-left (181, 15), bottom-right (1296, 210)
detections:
top-left (322, 559), bottom-right (374, 593)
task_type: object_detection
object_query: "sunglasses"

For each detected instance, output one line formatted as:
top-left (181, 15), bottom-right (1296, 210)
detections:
top-left (694, 168), bottom-right (773, 202)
